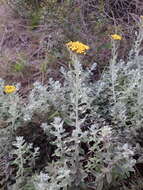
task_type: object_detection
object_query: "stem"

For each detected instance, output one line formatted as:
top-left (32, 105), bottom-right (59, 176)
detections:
top-left (110, 40), bottom-right (117, 104)
top-left (75, 60), bottom-right (80, 130)
top-left (134, 28), bottom-right (143, 127)
top-left (72, 54), bottom-right (81, 185)
top-left (19, 146), bottom-right (24, 177)
top-left (74, 56), bottom-right (80, 155)
top-left (111, 63), bottom-right (116, 104)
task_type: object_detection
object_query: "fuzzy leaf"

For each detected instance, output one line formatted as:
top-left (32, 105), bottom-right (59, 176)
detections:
top-left (106, 172), bottom-right (112, 184)
top-left (97, 179), bottom-right (103, 190)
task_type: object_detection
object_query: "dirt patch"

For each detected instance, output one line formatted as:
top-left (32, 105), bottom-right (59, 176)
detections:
top-left (0, 3), bottom-right (50, 97)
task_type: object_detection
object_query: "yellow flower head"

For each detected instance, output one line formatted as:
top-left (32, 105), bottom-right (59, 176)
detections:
top-left (140, 15), bottom-right (143, 19)
top-left (4, 85), bottom-right (16, 94)
top-left (66, 41), bottom-right (90, 54)
top-left (111, 34), bottom-right (122, 40)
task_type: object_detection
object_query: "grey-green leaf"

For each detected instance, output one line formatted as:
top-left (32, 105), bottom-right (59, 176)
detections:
top-left (97, 179), bottom-right (103, 190)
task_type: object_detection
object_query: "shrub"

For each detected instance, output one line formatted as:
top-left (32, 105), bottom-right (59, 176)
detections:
top-left (2, 19), bottom-right (143, 189)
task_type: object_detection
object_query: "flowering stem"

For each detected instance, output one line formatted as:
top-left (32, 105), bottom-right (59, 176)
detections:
top-left (71, 54), bottom-right (81, 185)
top-left (110, 40), bottom-right (117, 104)
top-left (111, 64), bottom-right (116, 104)
top-left (134, 27), bottom-right (143, 127)
top-left (74, 55), bottom-right (80, 155)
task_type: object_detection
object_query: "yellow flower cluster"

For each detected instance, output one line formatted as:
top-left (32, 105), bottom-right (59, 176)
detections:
top-left (66, 41), bottom-right (90, 54)
top-left (4, 85), bottom-right (16, 94)
top-left (111, 34), bottom-right (122, 40)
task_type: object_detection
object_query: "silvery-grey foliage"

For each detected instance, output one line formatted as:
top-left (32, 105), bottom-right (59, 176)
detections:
top-left (11, 136), bottom-right (39, 178)
top-left (32, 50), bottom-right (137, 190)
top-left (91, 31), bottom-right (143, 130)
top-left (0, 79), bottom-right (22, 158)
